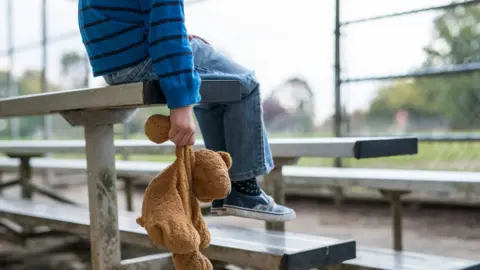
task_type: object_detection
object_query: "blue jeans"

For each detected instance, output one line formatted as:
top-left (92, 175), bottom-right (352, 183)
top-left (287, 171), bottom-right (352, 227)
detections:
top-left (103, 37), bottom-right (274, 181)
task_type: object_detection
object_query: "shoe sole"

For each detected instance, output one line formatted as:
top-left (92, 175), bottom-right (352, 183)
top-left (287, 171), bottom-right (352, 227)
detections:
top-left (210, 208), bottom-right (227, 216)
top-left (224, 205), bottom-right (296, 222)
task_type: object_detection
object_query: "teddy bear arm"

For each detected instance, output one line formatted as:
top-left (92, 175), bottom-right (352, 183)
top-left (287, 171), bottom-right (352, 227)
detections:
top-left (190, 212), bottom-right (211, 249)
top-left (187, 193), bottom-right (211, 249)
top-left (146, 212), bottom-right (201, 254)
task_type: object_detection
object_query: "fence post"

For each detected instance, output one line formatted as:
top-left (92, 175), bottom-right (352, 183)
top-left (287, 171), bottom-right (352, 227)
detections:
top-left (333, 0), bottom-right (343, 169)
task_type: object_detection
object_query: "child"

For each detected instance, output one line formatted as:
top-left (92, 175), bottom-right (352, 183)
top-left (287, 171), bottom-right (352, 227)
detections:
top-left (78, 0), bottom-right (295, 222)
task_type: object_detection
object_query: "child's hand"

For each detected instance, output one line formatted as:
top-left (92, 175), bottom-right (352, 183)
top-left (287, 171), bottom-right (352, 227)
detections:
top-left (169, 106), bottom-right (196, 146)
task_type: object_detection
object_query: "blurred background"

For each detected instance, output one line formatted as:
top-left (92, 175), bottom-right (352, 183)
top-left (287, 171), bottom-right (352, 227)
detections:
top-left (0, 0), bottom-right (480, 167)
top-left (1, 1), bottom-right (480, 267)
top-left (0, 0), bottom-right (479, 199)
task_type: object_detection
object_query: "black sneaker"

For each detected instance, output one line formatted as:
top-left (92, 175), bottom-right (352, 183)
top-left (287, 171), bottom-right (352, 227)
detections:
top-left (211, 188), bottom-right (296, 222)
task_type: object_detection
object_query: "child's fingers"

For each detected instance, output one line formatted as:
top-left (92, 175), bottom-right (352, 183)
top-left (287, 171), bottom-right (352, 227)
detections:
top-left (187, 133), bottom-right (195, 146)
top-left (168, 127), bottom-right (178, 140)
top-left (179, 131), bottom-right (193, 146)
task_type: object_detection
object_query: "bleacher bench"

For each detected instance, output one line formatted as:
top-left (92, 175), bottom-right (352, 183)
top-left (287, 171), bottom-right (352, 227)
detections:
top-left (0, 78), bottom-right (362, 269)
top-left (283, 166), bottom-right (480, 252)
top-left (0, 137), bottom-right (419, 159)
top-left (0, 136), bottom-right (418, 233)
top-left (0, 197), bottom-right (356, 270)
top-left (3, 159), bottom-right (479, 270)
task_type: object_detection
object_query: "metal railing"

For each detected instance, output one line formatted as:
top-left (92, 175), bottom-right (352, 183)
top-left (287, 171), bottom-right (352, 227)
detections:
top-left (333, 0), bottom-right (480, 169)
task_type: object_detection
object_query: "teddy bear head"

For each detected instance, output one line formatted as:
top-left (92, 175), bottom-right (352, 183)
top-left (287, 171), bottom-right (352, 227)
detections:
top-left (192, 149), bottom-right (231, 202)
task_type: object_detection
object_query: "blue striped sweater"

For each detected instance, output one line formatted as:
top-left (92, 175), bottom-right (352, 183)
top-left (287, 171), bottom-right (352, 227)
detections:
top-left (78, 0), bottom-right (201, 109)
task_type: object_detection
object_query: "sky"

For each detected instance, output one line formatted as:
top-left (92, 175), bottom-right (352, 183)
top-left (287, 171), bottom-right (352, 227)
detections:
top-left (0, 0), bottom-right (456, 123)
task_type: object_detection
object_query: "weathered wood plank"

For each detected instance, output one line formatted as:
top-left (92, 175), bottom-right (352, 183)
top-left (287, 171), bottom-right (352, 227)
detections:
top-left (0, 79), bottom-right (242, 118)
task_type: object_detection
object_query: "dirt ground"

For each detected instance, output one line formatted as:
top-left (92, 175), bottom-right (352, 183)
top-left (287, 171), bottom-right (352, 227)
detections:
top-left (0, 174), bottom-right (479, 269)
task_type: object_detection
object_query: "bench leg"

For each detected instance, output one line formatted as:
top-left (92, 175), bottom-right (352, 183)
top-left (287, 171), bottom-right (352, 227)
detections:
top-left (3, 155), bottom-right (36, 243)
top-left (0, 171), bottom-right (3, 196)
top-left (124, 178), bottom-right (134, 212)
top-left (4, 155), bottom-right (34, 199)
top-left (264, 157), bottom-right (299, 232)
top-left (19, 157), bottom-right (33, 200)
top-left (328, 186), bottom-right (345, 207)
top-left (62, 109), bottom-right (137, 270)
top-left (379, 189), bottom-right (411, 251)
top-left (42, 163), bottom-right (56, 186)
top-left (6, 153), bottom-right (43, 199)
top-left (84, 124), bottom-right (122, 269)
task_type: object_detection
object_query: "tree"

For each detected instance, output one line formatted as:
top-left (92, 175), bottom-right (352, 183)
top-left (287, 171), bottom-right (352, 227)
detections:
top-left (367, 79), bottom-right (442, 116)
top-left (0, 70), bottom-right (62, 137)
top-left (0, 71), bottom-right (8, 98)
top-left (366, 80), bottom-right (444, 132)
top-left (1, 51), bottom-right (90, 138)
top-left (366, 5), bottom-right (480, 130)
top-left (17, 70), bottom-right (60, 95)
top-left (0, 71), bottom-right (9, 136)
top-left (423, 6), bottom-right (480, 66)
top-left (60, 51), bottom-right (90, 89)
top-left (417, 5), bottom-right (480, 129)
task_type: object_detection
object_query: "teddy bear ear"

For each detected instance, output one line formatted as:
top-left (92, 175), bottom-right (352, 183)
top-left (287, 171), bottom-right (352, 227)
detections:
top-left (218, 151), bottom-right (232, 169)
top-left (136, 216), bottom-right (145, 227)
top-left (144, 114), bottom-right (170, 144)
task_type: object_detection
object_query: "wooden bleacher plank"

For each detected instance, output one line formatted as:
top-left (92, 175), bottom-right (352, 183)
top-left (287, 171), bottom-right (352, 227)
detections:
top-left (0, 197), bottom-right (356, 270)
top-left (0, 136), bottom-right (418, 159)
top-left (0, 78), bottom-right (242, 118)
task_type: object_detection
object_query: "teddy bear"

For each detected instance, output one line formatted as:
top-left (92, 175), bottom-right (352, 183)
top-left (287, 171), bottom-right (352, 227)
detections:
top-left (136, 114), bottom-right (232, 270)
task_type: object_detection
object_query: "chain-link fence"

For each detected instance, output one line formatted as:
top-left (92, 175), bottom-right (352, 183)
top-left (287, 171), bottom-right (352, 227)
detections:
top-left (1, 0), bottom-right (480, 172)
top-left (329, 0), bottom-right (480, 172)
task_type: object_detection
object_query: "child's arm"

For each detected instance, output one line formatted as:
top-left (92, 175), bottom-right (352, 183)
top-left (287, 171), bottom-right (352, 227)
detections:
top-left (146, 0), bottom-right (201, 109)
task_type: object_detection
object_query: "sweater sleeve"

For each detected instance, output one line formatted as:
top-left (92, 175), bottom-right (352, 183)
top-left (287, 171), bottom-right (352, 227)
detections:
top-left (146, 0), bottom-right (201, 109)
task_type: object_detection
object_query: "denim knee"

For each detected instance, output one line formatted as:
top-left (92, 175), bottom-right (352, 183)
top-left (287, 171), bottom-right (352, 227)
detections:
top-left (238, 72), bottom-right (260, 99)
